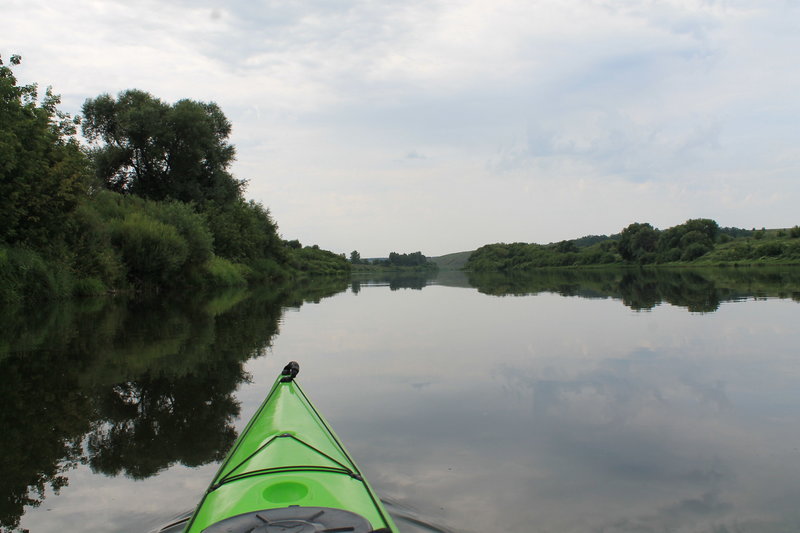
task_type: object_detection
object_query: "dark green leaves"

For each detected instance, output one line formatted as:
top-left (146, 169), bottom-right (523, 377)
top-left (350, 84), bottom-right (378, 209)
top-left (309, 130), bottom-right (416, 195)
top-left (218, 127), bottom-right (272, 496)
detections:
top-left (82, 90), bottom-right (243, 204)
top-left (0, 55), bottom-right (90, 247)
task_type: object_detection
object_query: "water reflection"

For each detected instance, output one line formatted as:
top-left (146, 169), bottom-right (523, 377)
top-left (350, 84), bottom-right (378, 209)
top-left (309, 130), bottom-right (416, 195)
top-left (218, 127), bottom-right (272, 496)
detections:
top-left (351, 271), bottom-right (440, 292)
top-left (4, 268), bottom-right (800, 532)
top-left (262, 273), bottom-right (800, 533)
top-left (468, 267), bottom-right (800, 311)
top-left (0, 280), bottom-right (347, 532)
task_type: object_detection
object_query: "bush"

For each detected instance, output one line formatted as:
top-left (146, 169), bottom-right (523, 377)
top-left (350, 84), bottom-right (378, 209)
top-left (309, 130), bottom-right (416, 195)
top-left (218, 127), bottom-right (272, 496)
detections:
top-left (287, 247), bottom-right (350, 276)
top-left (202, 255), bottom-right (248, 287)
top-left (111, 213), bottom-right (189, 284)
top-left (713, 242), bottom-right (750, 261)
top-left (144, 201), bottom-right (213, 267)
top-left (204, 200), bottom-right (284, 263)
top-left (680, 230), bottom-right (712, 249)
top-left (784, 240), bottom-right (800, 258)
top-left (72, 277), bottom-right (107, 296)
top-left (658, 248), bottom-right (682, 263)
top-left (67, 199), bottom-right (127, 287)
top-left (681, 243), bottom-right (711, 261)
top-left (0, 246), bottom-right (73, 302)
top-left (754, 241), bottom-right (784, 258)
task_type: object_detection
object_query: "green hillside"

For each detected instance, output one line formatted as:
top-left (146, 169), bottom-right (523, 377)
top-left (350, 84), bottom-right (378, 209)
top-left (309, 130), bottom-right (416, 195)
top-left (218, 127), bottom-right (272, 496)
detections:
top-left (430, 251), bottom-right (474, 270)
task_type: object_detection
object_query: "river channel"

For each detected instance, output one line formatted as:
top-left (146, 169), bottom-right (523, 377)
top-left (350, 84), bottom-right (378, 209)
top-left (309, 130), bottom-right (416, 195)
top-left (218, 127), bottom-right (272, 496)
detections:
top-left (3, 268), bottom-right (800, 532)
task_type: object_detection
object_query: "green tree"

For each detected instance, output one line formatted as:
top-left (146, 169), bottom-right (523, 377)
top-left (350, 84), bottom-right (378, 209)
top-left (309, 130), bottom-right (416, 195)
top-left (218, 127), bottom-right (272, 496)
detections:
top-left (388, 251), bottom-right (429, 267)
top-left (554, 240), bottom-right (579, 253)
top-left (617, 223), bottom-right (659, 263)
top-left (682, 218), bottom-right (719, 242)
top-left (204, 199), bottom-right (284, 263)
top-left (81, 90), bottom-right (244, 205)
top-left (0, 55), bottom-right (91, 247)
top-left (350, 250), bottom-right (362, 264)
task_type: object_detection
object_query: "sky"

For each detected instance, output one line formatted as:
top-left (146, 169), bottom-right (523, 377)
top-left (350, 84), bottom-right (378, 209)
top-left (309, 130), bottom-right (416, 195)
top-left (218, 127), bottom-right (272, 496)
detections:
top-left (3, 0), bottom-right (799, 257)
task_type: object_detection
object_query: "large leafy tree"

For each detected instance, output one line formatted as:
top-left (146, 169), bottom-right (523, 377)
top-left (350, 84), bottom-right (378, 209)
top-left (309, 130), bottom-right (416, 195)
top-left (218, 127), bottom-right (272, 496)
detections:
top-left (617, 222), bottom-right (659, 263)
top-left (81, 90), bottom-right (244, 205)
top-left (0, 55), bottom-right (90, 246)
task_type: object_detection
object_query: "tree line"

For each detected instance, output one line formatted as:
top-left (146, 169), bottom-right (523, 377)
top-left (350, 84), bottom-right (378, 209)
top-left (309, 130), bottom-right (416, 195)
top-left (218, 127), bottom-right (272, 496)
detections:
top-left (350, 250), bottom-right (437, 270)
top-left (0, 56), bottom-right (348, 304)
top-left (467, 218), bottom-right (800, 272)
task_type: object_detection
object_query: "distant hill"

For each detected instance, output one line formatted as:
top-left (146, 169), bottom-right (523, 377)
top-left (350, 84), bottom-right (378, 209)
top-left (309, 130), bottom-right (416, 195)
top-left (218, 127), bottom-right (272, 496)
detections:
top-left (430, 251), bottom-right (473, 270)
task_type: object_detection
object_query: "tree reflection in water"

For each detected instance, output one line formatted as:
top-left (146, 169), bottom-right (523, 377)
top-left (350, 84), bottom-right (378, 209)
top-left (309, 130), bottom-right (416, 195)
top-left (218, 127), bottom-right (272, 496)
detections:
top-left (3, 268), bottom-right (799, 530)
top-left (0, 278), bottom-right (348, 531)
top-left (467, 267), bottom-right (800, 312)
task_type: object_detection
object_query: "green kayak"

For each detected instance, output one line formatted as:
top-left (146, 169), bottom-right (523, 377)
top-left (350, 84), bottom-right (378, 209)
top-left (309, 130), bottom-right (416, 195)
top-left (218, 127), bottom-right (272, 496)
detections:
top-left (172, 362), bottom-right (398, 533)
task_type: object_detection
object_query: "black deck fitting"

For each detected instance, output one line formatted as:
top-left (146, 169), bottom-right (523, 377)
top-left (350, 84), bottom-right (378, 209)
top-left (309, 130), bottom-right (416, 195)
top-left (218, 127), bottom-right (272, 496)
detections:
top-left (281, 361), bottom-right (300, 382)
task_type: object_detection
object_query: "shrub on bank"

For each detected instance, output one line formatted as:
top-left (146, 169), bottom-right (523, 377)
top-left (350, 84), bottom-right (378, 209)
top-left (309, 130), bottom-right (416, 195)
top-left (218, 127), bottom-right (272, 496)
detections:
top-left (145, 200), bottom-right (214, 268)
top-left (202, 255), bottom-right (248, 287)
top-left (70, 191), bottom-right (217, 288)
top-left (0, 246), bottom-right (73, 303)
top-left (110, 212), bottom-right (190, 284)
top-left (287, 246), bottom-right (350, 276)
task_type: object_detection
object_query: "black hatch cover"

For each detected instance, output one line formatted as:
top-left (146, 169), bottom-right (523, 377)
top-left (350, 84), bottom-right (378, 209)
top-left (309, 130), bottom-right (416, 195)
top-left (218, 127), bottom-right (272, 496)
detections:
top-left (201, 506), bottom-right (373, 533)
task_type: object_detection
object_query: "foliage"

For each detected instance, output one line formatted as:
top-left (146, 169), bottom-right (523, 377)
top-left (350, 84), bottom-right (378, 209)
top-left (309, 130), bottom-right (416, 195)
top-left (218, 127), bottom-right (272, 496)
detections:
top-left (110, 212), bottom-right (189, 284)
top-left (287, 246), bottom-right (351, 276)
top-left (720, 226), bottom-right (753, 239)
top-left (572, 234), bottom-right (618, 248)
top-left (362, 251), bottom-right (438, 270)
top-left (64, 191), bottom-right (217, 288)
top-left (388, 251), bottom-right (429, 267)
top-left (1, 60), bottom-right (344, 301)
top-left (467, 218), bottom-right (800, 272)
top-left (203, 256), bottom-right (248, 287)
top-left (0, 55), bottom-right (91, 248)
top-left (618, 223), bottom-right (658, 263)
top-left (150, 200), bottom-right (214, 267)
top-left (203, 199), bottom-right (284, 264)
top-left (0, 246), bottom-right (74, 303)
top-left (467, 241), bottom-right (617, 272)
top-left (554, 240), bottom-right (579, 253)
top-left (81, 90), bottom-right (243, 205)
top-left (681, 242), bottom-right (711, 261)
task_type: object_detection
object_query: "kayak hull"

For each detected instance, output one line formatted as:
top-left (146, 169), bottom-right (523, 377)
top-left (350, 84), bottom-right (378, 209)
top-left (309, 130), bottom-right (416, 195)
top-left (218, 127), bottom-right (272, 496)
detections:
top-left (182, 363), bottom-right (397, 533)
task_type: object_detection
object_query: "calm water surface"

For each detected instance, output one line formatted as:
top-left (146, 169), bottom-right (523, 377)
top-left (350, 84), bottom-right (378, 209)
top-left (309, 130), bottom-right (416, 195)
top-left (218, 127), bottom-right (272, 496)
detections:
top-left (4, 269), bottom-right (800, 533)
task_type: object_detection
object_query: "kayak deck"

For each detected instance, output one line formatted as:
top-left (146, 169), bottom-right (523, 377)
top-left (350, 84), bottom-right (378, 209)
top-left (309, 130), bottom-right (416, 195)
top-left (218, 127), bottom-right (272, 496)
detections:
top-left (183, 362), bottom-right (397, 533)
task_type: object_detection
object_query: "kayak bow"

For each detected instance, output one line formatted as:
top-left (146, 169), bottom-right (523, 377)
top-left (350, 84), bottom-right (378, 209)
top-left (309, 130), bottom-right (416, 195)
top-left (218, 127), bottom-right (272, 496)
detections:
top-left (181, 361), bottom-right (398, 533)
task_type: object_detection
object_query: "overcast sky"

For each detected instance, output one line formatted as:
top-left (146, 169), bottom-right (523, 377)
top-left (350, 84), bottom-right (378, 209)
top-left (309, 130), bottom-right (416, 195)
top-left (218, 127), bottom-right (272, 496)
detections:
top-left (3, 0), bottom-right (799, 256)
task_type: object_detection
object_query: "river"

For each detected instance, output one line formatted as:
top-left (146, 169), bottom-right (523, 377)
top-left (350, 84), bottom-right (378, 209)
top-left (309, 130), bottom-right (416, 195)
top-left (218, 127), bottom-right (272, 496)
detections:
top-left (3, 268), bottom-right (800, 532)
